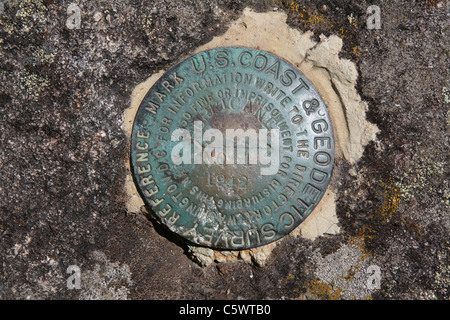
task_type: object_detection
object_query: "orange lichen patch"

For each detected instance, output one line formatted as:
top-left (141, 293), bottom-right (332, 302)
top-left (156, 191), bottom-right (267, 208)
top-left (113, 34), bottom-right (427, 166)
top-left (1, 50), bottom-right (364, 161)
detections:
top-left (376, 179), bottom-right (403, 221)
top-left (283, 1), bottom-right (363, 32)
top-left (351, 226), bottom-right (377, 253)
top-left (307, 278), bottom-right (342, 300)
top-left (286, 273), bottom-right (295, 281)
top-left (283, 1), bottom-right (332, 25)
top-left (359, 178), bottom-right (404, 231)
top-left (285, 0), bottom-right (303, 13)
top-left (349, 179), bottom-right (404, 254)
top-left (306, 12), bottom-right (327, 24)
top-left (342, 175), bottom-right (414, 286)
top-left (339, 27), bottom-right (348, 38)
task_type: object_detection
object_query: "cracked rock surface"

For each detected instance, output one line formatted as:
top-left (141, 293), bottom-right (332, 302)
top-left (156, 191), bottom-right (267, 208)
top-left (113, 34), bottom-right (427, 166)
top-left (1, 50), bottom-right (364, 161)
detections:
top-left (0, 0), bottom-right (448, 299)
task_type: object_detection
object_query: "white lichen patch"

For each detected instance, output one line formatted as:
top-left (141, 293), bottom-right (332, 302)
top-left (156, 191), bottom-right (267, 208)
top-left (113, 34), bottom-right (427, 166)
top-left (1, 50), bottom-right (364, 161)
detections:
top-left (79, 251), bottom-right (133, 300)
top-left (310, 240), bottom-right (377, 299)
top-left (123, 8), bottom-right (378, 267)
top-left (395, 161), bottom-right (446, 198)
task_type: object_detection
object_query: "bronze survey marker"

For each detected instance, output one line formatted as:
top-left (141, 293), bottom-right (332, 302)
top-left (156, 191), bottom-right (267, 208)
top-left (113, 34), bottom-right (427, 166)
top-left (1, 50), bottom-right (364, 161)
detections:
top-left (131, 47), bottom-right (334, 249)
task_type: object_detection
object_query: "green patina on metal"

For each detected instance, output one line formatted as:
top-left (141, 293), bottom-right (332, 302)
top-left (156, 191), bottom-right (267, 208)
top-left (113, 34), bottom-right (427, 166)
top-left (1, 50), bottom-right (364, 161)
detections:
top-left (131, 47), bottom-right (334, 249)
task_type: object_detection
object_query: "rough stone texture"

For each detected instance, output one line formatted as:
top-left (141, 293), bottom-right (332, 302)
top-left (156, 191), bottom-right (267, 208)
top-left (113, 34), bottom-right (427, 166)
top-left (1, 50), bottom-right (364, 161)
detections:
top-left (0, 0), bottom-right (448, 300)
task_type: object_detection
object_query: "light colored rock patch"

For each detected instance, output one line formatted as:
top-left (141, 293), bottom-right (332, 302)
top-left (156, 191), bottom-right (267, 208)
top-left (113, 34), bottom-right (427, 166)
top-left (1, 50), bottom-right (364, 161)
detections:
top-left (298, 191), bottom-right (339, 239)
top-left (304, 35), bottom-right (379, 164)
top-left (310, 242), bottom-right (377, 299)
top-left (79, 251), bottom-right (133, 300)
top-left (123, 8), bottom-right (378, 267)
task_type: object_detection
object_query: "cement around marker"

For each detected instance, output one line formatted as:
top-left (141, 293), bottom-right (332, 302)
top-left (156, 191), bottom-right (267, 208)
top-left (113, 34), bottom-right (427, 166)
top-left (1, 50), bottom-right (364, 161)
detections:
top-left (123, 8), bottom-right (378, 266)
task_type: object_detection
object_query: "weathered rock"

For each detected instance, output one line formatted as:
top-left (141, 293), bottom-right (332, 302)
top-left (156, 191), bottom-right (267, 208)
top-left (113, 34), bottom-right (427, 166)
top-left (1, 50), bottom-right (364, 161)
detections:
top-left (0, 0), bottom-right (448, 300)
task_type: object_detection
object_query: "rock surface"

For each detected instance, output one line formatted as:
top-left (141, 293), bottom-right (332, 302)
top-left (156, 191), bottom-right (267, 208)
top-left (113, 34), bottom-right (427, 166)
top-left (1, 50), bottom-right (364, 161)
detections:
top-left (0, 0), bottom-right (448, 300)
